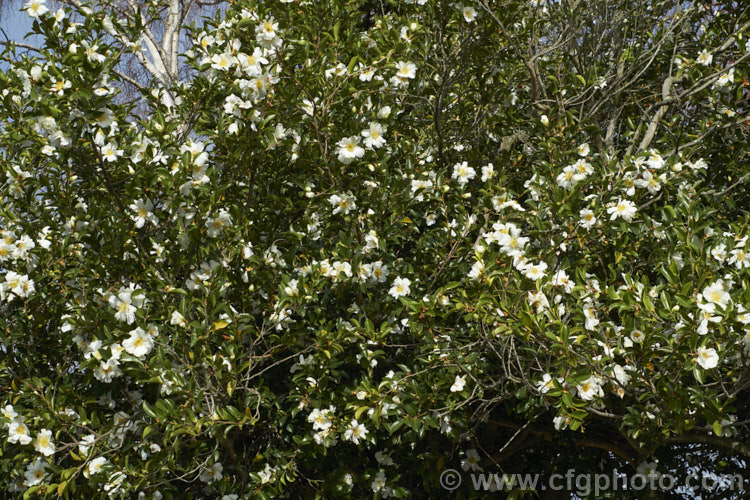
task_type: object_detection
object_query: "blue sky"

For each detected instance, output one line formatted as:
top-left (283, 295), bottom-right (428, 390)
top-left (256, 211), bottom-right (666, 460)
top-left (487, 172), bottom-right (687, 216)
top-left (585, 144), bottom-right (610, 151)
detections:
top-left (2, 3), bottom-right (35, 43)
top-left (1, 3), bottom-right (42, 71)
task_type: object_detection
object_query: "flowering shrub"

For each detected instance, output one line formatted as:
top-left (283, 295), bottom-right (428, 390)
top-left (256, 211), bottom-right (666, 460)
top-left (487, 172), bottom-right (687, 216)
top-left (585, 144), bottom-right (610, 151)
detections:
top-left (1, 0), bottom-right (750, 497)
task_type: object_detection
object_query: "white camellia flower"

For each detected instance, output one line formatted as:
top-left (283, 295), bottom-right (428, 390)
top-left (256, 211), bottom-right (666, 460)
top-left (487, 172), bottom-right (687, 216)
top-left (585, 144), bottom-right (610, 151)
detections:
top-left (13, 235), bottom-right (35, 260)
top-left (86, 457), bottom-right (108, 477)
top-left (611, 364), bottom-right (630, 398)
top-left (330, 261), bottom-right (353, 280)
top-left (460, 5), bottom-right (478, 23)
top-left (607, 198), bottom-right (637, 221)
top-left (238, 47), bottom-right (268, 76)
top-left (481, 163), bottom-right (495, 182)
top-left (34, 429), bottom-right (56, 456)
top-left (579, 208), bottom-right (597, 229)
top-left (24, 0), bottom-right (49, 18)
top-left (411, 179), bottom-right (433, 198)
top-left (576, 376), bottom-right (604, 401)
top-left (123, 327), bottom-right (155, 359)
top-left (370, 261), bottom-right (389, 283)
top-left (556, 165), bottom-right (577, 189)
top-left (702, 281), bottom-right (731, 309)
top-left (710, 244), bottom-right (727, 262)
top-left (336, 136), bottom-right (365, 164)
top-left (583, 301), bottom-right (599, 331)
top-left (696, 48), bottom-right (713, 66)
top-left (522, 261), bottom-right (548, 281)
top-left (630, 329), bottom-right (645, 344)
top-left (621, 172), bottom-right (637, 196)
top-left (551, 270), bottom-right (575, 294)
top-left (257, 464), bottom-right (274, 483)
top-left (358, 65), bottom-right (376, 81)
top-left (553, 415), bottom-right (569, 431)
top-left (78, 434), bottom-right (96, 455)
top-left (307, 408), bottom-right (334, 431)
top-left (391, 61), bottom-right (417, 87)
top-left (359, 263), bottom-right (373, 282)
top-left (206, 209), bottom-right (232, 238)
top-left (536, 373), bottom-right (560, 394)
top-left (344, 419), bottom-right (369, 444)
top-left (577, 143), bottom-right (590, 156)
top-left (645, 150), bottom-right (665, 169)
top-left (361, 122), bottom-right (387, 149)
top-left (729, 247), bottom-right (750, 269)
top-left (634, 171), bottom-right (665, 194)
top-left (375, 450), bottom-right (394, 466)
top-left (696, 347), bottom-right (719, 369)
top-left (394, 61), bottom-right (417, 79)
top-left (572, 159), bottom-right (593, 178)
top-left (256, 18), bottom-right (282, 50)
top-left (2, 404), bottom-right (17, 421)
top-left (450, 375), bottom-right (467, 392)
top-left (101, 141), bottom-right (124, 162)
top-left (328, 193), bottom-right (356, 215)
top-left (388, 277), bottom-right (411, 299)
top-left (49, 77), bottom-right (72, 96)
top-left (1, 272), bottom-right (36, 301)
top-left (468, 260), bottom-right (485, 280)
top-left (636, 461), bottom-right (660, 479)
top-left (108, 284), bottom-right (146, 324)
top-left (527, 290), bottom-right (550, 313)
top-left (461, 448), bottom-right (482, 471)
top-left (612, 364), bottom-right (630, 386)
top-left (372, 471), bottom-right (387, 493)
top-left (170, 310), bottom-right (188, 328)
top-left (714, 67), bottom-right (735, 88)
top-left (94, 358), bottom-right (121, 383)
top-left (210, 51), bottom-right (234, 71)
top-left (687, 158), bottom-right (708, 170)
top-left (200, 462), bottom-right (223, 484)
top-left (129, 198), bottom-right (158, 228)
top-left (452, 161), bottom-right (476, 186)
top-left (8, 420), bottom-right (33, 445)
top-left (24, 459), bottom-right (48, 487)
top-left (363, 230), bottom-right (379, 253)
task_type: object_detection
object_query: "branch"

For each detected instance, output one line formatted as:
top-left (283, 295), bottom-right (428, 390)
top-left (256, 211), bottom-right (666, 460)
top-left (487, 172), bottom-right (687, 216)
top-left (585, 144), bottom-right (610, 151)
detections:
top-left (668, 115), bottom-right (750, 158)
top-left (478, 0), bottom-right (547, 109)
top-left (665, 433), bottom-right (750, 458)
top-left (0, 37), bottom-right (37, 50)
top-left (486, 418), bottom-right (638, 467)
top-left (112, 69), bottom-right (145, 91)
top-left (636, 76), bottom-right (675, 153)
top-left (163, 0), bottom-right (182, 77)
top-left (709, 171), bottom-right (750, 199)
top-left (576, 439), bottom-right (637, 466)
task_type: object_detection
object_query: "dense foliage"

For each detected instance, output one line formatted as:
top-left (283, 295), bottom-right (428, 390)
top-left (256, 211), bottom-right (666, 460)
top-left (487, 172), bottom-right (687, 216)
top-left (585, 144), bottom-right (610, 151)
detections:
top-left (1, 0), bottom-right (750, 498)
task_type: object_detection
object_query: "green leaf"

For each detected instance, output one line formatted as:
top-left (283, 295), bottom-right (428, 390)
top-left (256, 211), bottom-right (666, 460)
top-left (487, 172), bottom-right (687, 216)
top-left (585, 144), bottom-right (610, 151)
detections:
top-left (354, 406), bottom-right (369, 420)
top-left (713, 421), bottom-right (723, 437)
top-left (211, 320), bottom-right (231, 331)
top-left (642, 294), bottom-right (654, 312)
